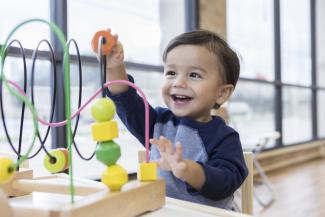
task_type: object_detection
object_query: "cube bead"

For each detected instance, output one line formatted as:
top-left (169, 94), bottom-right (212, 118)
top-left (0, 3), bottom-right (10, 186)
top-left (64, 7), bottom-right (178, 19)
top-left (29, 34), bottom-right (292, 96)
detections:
top-left (91, 121), bottom-right (118, 142)
top-left (137, 162), bottom-right (157, 181)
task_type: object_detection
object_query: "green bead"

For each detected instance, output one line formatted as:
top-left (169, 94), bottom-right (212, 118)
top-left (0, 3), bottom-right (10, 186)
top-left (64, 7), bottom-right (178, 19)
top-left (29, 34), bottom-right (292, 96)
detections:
top-left (96, 141), bottom-right (121, 166)
top-left (91, 98), bottom-right (116, 122)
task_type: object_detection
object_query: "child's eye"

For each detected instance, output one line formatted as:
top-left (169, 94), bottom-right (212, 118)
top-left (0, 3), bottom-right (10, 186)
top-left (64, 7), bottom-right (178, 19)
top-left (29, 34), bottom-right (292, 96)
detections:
top-left (164, 70), bottom-right (176, 77)
top-left (189, 72), bottom-right (202, 79)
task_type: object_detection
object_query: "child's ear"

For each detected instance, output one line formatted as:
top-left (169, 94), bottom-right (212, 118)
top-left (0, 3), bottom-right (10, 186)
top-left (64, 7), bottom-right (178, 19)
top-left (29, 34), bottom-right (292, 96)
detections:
top-left (216, 84), bottom-right (234, 105)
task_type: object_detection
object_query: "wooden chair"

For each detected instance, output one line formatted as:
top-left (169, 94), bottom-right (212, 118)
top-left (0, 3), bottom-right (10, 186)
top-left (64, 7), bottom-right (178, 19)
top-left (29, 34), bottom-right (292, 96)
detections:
top-left (241, 151), bottom-right (254, 215)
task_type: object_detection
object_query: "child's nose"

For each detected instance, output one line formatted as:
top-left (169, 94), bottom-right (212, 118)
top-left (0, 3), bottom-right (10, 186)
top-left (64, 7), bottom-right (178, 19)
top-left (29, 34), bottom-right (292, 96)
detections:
top-left (173, 76), bottom-right (187, 88)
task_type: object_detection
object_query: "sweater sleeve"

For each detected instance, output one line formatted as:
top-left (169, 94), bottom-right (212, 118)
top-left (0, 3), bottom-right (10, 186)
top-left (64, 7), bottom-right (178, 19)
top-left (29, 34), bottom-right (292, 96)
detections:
top-left (187, 131), bottom-right (248, 200)
top-left (106, 75), bottom-right (157, 145)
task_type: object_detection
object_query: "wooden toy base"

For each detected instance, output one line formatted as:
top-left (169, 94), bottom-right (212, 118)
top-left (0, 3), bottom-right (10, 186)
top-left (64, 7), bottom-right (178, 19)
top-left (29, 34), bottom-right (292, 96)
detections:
top-left (1, 171), bottom-right (165, 217)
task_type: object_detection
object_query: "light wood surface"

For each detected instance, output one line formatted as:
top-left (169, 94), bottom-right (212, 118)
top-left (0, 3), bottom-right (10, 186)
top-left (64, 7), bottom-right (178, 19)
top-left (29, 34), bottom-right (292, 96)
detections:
top-left (0, 189), bottom-right (13, 217)
top-left (6, 176), bottom-right (165, 217)
top-left (2, 169), bottom-right (33, 197)
top-left (12, 177), bottom-right (106, 196)
top-left (242, 152), bottom-right (253, 215)
top-left (3, 171), bottom-right (254, 217)
top-left (255, 158), bottom-right (325, 217)
top-left (254, 140), bottom-right (325, 176)
top-left (143, 197), bottom-right (252, 217)
top-left (8, 193), bottom-right (252, 217)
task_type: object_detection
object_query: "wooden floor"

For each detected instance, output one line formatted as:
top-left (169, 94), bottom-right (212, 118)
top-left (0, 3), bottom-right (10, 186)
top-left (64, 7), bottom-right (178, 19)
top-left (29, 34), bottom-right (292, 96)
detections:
top-left (254, 157), bottom-right (325, 217)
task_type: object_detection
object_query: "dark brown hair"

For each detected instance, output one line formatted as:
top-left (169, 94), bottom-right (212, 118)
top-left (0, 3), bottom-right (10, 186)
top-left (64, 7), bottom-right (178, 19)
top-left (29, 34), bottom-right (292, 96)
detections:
top-left (162, 29), bottom-right (240, 88)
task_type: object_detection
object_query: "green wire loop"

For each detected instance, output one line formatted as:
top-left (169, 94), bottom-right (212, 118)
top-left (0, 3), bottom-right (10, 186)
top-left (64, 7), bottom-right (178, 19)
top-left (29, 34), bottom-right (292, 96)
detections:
top-left (0, 18), bottom-right (75, 203)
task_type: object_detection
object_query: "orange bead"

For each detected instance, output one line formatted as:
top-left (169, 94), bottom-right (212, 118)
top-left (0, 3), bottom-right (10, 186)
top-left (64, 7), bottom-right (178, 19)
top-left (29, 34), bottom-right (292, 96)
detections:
top-left (91, 30), bottom-right (116, 55)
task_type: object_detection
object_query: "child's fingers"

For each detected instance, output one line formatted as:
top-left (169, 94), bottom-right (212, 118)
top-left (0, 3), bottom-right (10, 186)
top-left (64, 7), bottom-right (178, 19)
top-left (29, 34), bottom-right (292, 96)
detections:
top-left (104, 28), bottom-right (118, 41)
top-left (159, 136), bottom-right (174, 154)
top-left (113, 33), bottom-right (119, 40)
top-left (175, 141), bottom-right (183, 161)
top-left (156, 158), bottom-right (165, 169)
top-left (151, 159), bottom-right (161, 167)
top-left (150, 138), bottom-right (166, 153)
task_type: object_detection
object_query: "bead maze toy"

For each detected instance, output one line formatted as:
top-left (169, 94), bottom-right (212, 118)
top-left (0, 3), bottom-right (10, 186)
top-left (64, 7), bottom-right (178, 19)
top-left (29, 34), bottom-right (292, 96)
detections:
top-left (0, 19), bottom-right (165, 217)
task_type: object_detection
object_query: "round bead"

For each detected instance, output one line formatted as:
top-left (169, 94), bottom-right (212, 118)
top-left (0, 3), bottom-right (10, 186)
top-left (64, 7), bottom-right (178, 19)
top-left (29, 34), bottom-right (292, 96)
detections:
top-left (0, 157), bottom-right (15, 184)
top-left (96, 141), bottom-right (121, 166)
top-left (91, 98), bottom-right (116, 122)
top-left (43, 148), bottom-right (69, 173)
top-left (101, 164), bottom-right (128, 191)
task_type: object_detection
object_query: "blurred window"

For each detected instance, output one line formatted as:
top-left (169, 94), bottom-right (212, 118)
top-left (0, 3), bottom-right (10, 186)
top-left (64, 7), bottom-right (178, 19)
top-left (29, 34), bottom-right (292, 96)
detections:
top-left (228, 81), bottom-right (275, 150)
top-left (0, 0), bottom-right (50, 50)
top-left (227, 0), bottom-right (274, 81)
top-left (68, 0), bottom-right (185, 65)
top-left (282, 87), bottom-right (312, 144)
top-left (280, 0), bottom-right (311, 85)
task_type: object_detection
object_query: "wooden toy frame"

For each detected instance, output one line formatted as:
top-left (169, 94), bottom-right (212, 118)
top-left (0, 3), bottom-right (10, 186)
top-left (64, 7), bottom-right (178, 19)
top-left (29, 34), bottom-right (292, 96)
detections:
top-left (1, 169), bottom-right (165, 217)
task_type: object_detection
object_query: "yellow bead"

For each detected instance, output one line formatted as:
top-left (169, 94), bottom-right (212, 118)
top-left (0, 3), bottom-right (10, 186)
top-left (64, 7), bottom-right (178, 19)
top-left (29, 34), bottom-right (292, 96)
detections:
top-left (0, 157), bottom-right (15, 184)
top-left (91, 98), bottom-right (116, 122)
top-left (91, 121), bottom-right (118, 142)
top-left (137, 162), bottom-right (157, 181)
top-left (43, 148), bottom-right (69, 173)
top-left (101, 164), bottom-right (128, 191)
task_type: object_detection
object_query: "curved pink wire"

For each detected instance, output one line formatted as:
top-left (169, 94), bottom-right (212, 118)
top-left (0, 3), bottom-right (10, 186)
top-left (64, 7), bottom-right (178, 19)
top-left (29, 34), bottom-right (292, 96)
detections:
top-left (7, 79), bottom-right (150, 162)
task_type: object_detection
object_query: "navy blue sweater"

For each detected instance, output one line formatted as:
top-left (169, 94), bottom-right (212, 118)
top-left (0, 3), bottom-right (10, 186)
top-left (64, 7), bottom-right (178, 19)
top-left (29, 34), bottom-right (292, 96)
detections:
top-left (107, 76), bottom-right (248, 209)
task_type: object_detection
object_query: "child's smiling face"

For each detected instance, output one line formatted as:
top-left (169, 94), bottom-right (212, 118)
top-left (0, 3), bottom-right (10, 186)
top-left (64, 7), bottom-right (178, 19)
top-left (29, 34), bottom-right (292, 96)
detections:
top-left (162, 44), bottom-right (232, 122)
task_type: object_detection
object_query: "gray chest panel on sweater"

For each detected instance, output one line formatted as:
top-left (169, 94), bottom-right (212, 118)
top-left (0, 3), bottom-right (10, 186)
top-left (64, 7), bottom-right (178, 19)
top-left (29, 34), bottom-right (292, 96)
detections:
top-left (150, 121), bottom-right (233, 210)
top-left (152, 121), bottom-right (208, 162)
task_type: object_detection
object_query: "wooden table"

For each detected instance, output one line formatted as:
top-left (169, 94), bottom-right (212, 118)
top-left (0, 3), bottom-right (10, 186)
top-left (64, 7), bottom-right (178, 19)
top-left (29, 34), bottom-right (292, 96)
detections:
top-left (144, 197), bottom-right (252, 217)
top-left (7, 193), bottom-right (252, 217)
top-left (1, 170), bottom-right (253, 217)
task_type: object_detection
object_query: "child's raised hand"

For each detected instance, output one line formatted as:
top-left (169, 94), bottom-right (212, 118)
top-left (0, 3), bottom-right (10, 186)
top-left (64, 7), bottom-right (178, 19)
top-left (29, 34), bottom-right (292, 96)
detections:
top-left (149, 136), bottom-right (187, 179)
top-left (91, 29), bottom-right (124, 69)
top-left (105, 29), bottom-right (125, 69)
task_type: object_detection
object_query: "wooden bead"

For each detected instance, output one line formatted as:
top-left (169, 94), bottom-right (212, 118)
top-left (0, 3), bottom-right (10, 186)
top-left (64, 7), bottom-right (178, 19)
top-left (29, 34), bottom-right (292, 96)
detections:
top-left (43, 148), bottom-right (69, 173)
top-left (91, 121), bottom-right (119, 142)
top-left (138, 162), bottom-right (157, 181)
top-left (91, 30), bottom-right (116, 55)
top-left (91, 98), bottom-right (116, 122)
top-left (0, 157), bottom-right (15, 184)
top-left (101, 164), bottom-right (128, 191)
top-left (96, 141), bottom-right (121, 166)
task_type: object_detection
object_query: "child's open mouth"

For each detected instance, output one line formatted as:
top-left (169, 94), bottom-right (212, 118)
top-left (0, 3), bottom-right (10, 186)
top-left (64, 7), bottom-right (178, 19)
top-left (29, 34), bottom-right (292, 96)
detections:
top-left (171, 94), bottom-right (193, 104)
